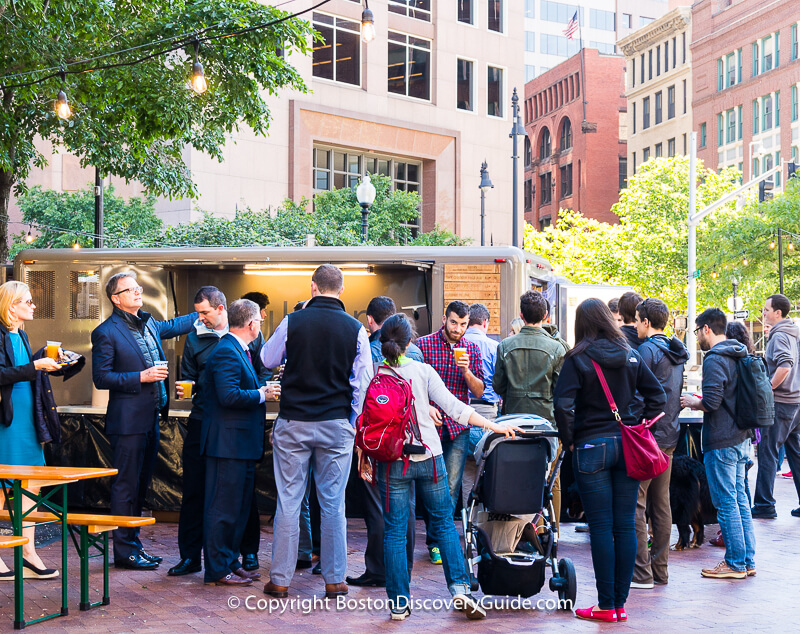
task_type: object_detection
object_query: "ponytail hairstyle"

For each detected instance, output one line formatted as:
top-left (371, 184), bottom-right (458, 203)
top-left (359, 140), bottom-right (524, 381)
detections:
top-left (380, 313), bottom-right (414, 367)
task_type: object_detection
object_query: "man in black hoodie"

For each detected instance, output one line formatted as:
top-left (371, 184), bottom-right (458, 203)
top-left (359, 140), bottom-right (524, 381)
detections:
top-left (618, 292), bottom-right (644, 349)
top-left (631, 299), bottom-right (689, 588)
top-left (681, 308), bottom-right (754, 580)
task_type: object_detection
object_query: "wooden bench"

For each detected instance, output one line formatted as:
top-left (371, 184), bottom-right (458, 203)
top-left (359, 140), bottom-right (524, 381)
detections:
top-left (0, 510), bottom-right (155, 610)
top-left (0, 535), bottom-right (28, 548)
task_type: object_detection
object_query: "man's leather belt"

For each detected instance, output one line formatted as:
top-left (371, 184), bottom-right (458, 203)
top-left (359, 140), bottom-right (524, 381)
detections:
top-left (469, 398), bottom-right (496, 406)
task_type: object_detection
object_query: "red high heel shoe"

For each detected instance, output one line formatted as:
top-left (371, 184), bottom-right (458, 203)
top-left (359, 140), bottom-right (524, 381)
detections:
top-left (575, 606), bottom-right (618, 622)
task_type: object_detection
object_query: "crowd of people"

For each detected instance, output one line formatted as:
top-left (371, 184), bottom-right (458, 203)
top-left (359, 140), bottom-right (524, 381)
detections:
top-left (1, 268), bottom-right (798, 623)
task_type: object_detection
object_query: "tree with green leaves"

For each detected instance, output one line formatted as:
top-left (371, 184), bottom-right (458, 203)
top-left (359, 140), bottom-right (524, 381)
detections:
top-left (0, 0), bottom-right (315, 261)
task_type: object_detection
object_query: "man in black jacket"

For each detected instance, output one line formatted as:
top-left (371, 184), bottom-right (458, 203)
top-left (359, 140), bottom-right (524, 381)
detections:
top-left (681, 308), bottom-right (755, 580)
top-left (618, 292), bottom-right (644, 349)
top-left (631, 298), bottom-right (688, 588)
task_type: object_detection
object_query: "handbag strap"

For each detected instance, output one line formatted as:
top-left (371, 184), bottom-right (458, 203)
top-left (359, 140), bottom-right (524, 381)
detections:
top-left (591, 360), bottom-right (621, 423)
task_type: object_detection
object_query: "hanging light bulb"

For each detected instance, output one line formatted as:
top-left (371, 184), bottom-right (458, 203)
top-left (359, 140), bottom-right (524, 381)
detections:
top-left (712, 270), bottom-right (718, 279)
top-left (770, 238), bottom-right (776, 249)
top-left (72, 236), bottom-right (81, 250)
top-left (361, 1), bottom-right (375, 43)
top-left (790, 241), bottom-right (795, 251)
top-left (743, 256), bottom-right (748, 266)
top-left (55, 71), bottom-right (72, 119)
top-left (191, 41), bottom-right (208, 94)
top-left (25, 227), bottom-right (33, 244)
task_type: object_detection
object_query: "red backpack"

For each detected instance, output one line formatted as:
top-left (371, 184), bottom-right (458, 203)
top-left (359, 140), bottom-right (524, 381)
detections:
top-left (355, 366), bottom-right (434, 505)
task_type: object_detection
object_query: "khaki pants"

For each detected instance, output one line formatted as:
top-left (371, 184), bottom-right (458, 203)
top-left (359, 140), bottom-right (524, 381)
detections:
top-left (633, 447), bottom-right (674, 584)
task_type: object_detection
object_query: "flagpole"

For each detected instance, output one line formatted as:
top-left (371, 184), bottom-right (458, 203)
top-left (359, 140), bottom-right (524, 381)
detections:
top-left (577, 4), bottom-right (587, 125)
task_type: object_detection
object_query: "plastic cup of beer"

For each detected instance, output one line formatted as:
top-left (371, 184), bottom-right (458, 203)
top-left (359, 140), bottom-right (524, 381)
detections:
top-left (46, 341), bottom-right (61, 360)
top-left (177, 380), bottom-right (193, 400)
top-left (454, 348), bottom-right (467, 364)
top-left (154, 360), bottom-right (168, 369)
top-left (265, 380), bottom-right (280, 400)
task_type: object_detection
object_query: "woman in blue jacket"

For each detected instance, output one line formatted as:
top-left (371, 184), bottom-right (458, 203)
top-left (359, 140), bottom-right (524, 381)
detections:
top-left (554, 298), bottom-right (666, 623)
top-left (0, 281), bottom-right (62, 580)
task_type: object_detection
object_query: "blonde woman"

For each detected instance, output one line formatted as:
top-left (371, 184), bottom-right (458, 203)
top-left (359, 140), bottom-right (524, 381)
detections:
top-left (507, 317), bottom-right (525, 337)
top-left (0, 281), bottom-right (61, 580)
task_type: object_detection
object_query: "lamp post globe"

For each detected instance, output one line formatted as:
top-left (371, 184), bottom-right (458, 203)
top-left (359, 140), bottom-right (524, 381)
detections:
top-left (356, 174), bottom-right (377, 242)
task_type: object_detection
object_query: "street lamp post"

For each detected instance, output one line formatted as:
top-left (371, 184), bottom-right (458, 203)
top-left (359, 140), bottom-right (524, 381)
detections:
top-left (356, 174), bottom-right (377, 243)
top-left (479, 161), bottom-right (494, 246)
top-left (510, 88), bottom-right (526, 248)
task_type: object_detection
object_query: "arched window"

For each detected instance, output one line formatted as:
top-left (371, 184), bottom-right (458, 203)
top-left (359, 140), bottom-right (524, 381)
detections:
top-left (559, 118), bottom-right (573, 151)
top-left (539, 128), bottom-right (551, 160)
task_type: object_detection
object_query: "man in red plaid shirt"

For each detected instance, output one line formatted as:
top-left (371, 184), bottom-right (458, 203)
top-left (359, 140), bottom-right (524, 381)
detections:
top-left (416, 300), bottom-right (485, 564)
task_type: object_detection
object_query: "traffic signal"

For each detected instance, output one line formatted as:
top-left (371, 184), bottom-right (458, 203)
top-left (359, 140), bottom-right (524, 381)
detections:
top-left (759, 178), bottom-right (774, 203)
top-left (789, 162), bottom-right (797, 180)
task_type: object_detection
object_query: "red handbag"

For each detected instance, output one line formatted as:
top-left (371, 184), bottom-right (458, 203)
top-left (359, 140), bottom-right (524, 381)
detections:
top-left (591, 360), bottom-right (669, 481)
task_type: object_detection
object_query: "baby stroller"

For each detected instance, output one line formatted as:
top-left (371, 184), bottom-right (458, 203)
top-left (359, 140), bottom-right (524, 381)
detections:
top-left (462, 414), bottom-right (576, 609)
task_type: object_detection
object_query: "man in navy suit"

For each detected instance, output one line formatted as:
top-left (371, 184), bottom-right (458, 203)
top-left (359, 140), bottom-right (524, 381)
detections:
top-left (201, 299), bottom-right (279, 586)
top-left (91, 271), bottom-right (196, 569)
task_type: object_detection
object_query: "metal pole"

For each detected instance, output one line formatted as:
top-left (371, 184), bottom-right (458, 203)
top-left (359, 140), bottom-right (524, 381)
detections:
top-left (361, 207), bottom-right (369, 243)
top-left (480, 189), bottom-right (486, 246)
top-left (94, 168), bottom-right (104, 248)
top-left (687, 131), bottom-right (698, 365)
top-left (511, 89), bottom-right (520, 248)
top-left (779, 228), bottom-right (785, 294)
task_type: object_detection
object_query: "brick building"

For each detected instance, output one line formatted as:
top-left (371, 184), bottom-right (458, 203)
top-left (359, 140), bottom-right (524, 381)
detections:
top-left (692, 0), bottom-right (800, 190)
top-left (523, 48), bottom-right (626, 228)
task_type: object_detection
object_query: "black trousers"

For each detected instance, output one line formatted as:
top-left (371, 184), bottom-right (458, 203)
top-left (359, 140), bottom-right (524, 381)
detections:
top-left (178, 418), bottom-right (260, 561)
top-left (203, 456), bottom-right (255, 582)
top-left (108, 417), bottom-right (160, 561)
top-left (361, 476), bottom-right (415, 580)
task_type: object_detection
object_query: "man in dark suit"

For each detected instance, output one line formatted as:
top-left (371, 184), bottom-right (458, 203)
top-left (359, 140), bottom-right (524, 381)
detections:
top-left (91, 271), bottom-right (196, 570)
top-left (201, 299), bottom-right (278, 586)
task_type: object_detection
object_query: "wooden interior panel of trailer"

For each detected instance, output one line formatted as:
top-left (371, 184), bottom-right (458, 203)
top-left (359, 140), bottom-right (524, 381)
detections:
top-left (442, 264), bottom-right (501, 336)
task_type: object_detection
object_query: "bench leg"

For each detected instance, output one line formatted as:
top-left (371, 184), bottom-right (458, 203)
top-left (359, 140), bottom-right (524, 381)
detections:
top-left (103, 531), bottom-right (110, 606)
top-left (12, 481), bottom-right (24, 630)
top-left (79, 527), bottom-right (90, 611)
top-left (61, 485), bottom-right (69, 617)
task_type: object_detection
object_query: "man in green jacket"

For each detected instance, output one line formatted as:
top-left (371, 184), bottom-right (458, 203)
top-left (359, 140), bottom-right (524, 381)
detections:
top-left (494, 290), bottom-right (568, 527)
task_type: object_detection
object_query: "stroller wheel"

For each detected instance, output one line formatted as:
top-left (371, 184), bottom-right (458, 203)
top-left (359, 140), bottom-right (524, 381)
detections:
top-left (556, 558), bottom-right (577, 610)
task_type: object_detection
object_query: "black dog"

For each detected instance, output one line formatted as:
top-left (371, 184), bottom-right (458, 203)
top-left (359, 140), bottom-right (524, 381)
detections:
top-left (669, 455), bottom-right (717, 550)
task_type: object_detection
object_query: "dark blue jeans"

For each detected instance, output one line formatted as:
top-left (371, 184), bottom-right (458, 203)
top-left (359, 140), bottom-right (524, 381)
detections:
top-left (425, 428), bottom-right (470, 547)
top-left (378, 455), bottom-right (470, 606)
top-left (573, 436), bottom-right (639, 610)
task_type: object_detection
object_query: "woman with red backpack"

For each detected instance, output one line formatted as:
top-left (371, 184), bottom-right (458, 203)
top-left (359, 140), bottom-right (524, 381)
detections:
top-left (358, 313), bottom-right (520, 621)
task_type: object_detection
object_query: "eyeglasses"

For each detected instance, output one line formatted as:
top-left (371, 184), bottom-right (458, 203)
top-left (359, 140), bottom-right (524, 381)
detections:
top-left (113, 286), bottom-right (143, 296)
top-left (15, 299), bottom-right (34, 306)
top-left (694, 325), bottom-right (703, 334)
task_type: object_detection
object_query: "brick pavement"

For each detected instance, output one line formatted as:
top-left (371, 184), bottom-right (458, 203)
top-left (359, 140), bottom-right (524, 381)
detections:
top-left (1, 466), bottom-right (798, 632)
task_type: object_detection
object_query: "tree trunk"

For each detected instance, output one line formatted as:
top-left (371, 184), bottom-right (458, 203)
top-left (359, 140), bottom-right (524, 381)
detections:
top-left (0, 172), bottom-right (11, 264)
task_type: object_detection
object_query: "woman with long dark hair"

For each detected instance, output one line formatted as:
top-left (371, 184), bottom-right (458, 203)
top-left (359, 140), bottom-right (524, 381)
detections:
top-left (359, 313), bottom-right (521, 621)
top-left (554, 298), bottom-right (666, 623)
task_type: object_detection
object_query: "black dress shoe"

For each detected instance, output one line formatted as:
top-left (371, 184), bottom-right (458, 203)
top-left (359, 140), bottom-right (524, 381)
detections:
top-left (140, 549), bottom-right (163, 564)
top-left (345, 572), bottom-right (385, 587)
top-left (312, 562), bottom-right (322, 575)
top-left (168, 558), bottom-right (202, 576)
top-left (296, 559), bottom-right (313, 570)
top-left (242, 553), bottom-right (259, 571)
top-left (115, 553), bottom-right (159, 570)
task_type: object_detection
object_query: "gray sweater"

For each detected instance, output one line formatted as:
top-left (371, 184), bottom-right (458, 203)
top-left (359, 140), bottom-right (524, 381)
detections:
top-left (358, 360), bottom-right (475, 461)
top-left (765, 319), bottom-right (800, 404)
top-left (701, 339), bottom-right (749, 452)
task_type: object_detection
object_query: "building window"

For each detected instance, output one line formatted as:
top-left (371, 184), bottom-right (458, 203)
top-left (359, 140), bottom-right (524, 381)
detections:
top-left (717, 113), bottom-right (723, 147)
top-left (525, 64), bottom-right (536, 82)
top-left (792, 24), bottom-right (798, 61)
top-left (648, 50), bottom-right (653, 80)
top-left (458, 0), bottom-right (473, 24)
top-left (700, 123), bottom-right (707, 148)
top-left (657, 45), bottom-right (661, 76)
top-left (389, 0), bottom-right (431, 22)
top-left (525, 0), bottom-right (535, 18)
top-left (312, 13), bottom-right (361, 86)
top-left (539, 128), bottom-right (552, 160)
top-left (632, 152), bottom-right (637, 174)
top-left (560, 163), bottom-right (573, 198)
top-left (753, 99), bottom-right (759, 134)
top-left (792, 84), bottom-right (798, 122)
top-left (633, 102), bottom-right (636, 134)
top-left (643, 146), bottom-right (650, 162)
top-left (388, 32), bottom-right (431, 100)
top-left (456, 59), bottom-right (473, 111)
top-left (487, 66), bottom-right (504, 117)
top-left (640, 16), bottom-right (654, 27)
top-left (540, 33), bottom-right (580, 57)
top-left (488, 0), bottom-right (503, 33)
top-left (524, 178), bottom-right (533, 212)
top-left (763, 94), bottom-right (773, 130)
top-left (683, 79), bottom-right (687, 114)
top-left (539, 216), bottom-right (552, 231)
top-left (526, 32), bottom-right (536, 52)
top-left (541, 2), bottom-right (583, 24)
top-left (560, 118), bottom-right (573, 151)
top-left (726, 108), bottom-right (736, 143)
top-left (683, 133), bottom-right (687, 155)
top-left (655, 91), bottom-right (662, 125)
top-left (673, 36), bottom-right (677, 67)
top-left (622, 13), bottom-right (631, 29)
top-left (668, 86), bottom-right (675, 120)
top-left (539, 172), bottom-right (552, 205)
top-left (524, 136), bottom-right (532, 167)
top-left (668, 138), bottom-right (676, 158)
top-left (683, 32), bottom-right (686, 64)
top-left (631, 58), bottom-right (636, 88)
top-left (619, 157), bottom-right (627, 190)
top-left (655, 143), bottom-right (663, 158)
top-left (643, 96), bottom-right (650, 129)
top-left (640, 54), bottom-right (645, 84)
top-left (589, 8), bottom-right (615, 31)
top-left (665, 41), bottom-right (669, 73)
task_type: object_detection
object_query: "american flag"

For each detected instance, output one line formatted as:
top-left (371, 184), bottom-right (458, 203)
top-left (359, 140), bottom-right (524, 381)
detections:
top-left (563, 11), bottom-right (579, 39)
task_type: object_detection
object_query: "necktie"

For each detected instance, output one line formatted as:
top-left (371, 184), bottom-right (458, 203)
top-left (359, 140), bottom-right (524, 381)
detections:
top-left (246, 349), bottom-right (253, 365)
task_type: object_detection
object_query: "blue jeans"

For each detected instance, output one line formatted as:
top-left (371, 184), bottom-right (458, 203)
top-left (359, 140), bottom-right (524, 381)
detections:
top-left (705, 439), bottom-right (756, 571)
top-left (425, 428), bottom-right (470, 547)
top-left (573, 436), bottom-right (639, 610)
top-left (378, 454), bottom-right (470, 606)
top-left (754, 402), bottom-right (800, 512)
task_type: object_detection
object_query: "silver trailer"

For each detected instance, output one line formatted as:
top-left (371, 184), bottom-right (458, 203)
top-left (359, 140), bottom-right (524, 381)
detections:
top-left (15, 246), bottom-right (553, 414)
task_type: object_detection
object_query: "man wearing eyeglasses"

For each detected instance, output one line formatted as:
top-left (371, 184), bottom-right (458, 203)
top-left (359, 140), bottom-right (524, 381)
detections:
top-left (91, 271), bottom-right (197, 570)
